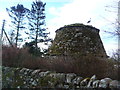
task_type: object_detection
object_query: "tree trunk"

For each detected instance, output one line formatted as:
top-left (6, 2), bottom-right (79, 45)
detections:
top-left (15, 20), bottom-right (20, 47)
top-left (35, 10), bottom-right (40, 54)
top-left (35, 29), bottom-right (38, 52)
top-left (35, 19), bottom-right (39, 54)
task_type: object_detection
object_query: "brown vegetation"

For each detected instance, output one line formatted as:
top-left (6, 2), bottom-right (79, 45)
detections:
top-left (2, 45), bottom-right (120, 80)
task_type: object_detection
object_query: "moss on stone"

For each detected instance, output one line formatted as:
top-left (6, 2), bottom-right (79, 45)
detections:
top-left (49, 23), bottom-right (107, 57)
top-left (38, 75), bottom-right (59, 87)
top-left (12, 75), bottom-right (24, 88)
top-left (64, 23), bottom-right (85, 27)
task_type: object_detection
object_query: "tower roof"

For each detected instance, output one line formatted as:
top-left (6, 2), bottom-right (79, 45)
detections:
top-left (56, 23), bottom-right (100, 33)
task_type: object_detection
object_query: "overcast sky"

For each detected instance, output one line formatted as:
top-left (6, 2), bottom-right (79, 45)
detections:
top-left (0, 0), bottom-right (119, 56)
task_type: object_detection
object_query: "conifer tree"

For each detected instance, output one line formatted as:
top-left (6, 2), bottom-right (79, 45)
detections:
top-left (6, 4), bottom-right (29, 46)
top-left (27, 0), bottom-right (49, 56)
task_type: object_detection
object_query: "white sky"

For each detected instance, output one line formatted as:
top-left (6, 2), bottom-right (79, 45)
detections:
top-left (0, 0), bottom-right (119, 56)
top-left (45, 0), bottom-right (119, 56)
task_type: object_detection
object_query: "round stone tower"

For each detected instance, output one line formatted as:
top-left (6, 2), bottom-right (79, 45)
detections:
top-left (49, 23), bottom-right (107, 58)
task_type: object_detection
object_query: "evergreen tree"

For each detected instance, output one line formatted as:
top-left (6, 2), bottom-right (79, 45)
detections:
top-left (27, 0), bottom-right (49, 56)
top-left (6, 4), bottom-right (29, 46)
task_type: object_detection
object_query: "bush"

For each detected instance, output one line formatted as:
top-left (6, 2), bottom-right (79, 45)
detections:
top-left (48, 56), bottom-right (75, 73)
top-left (2, 45), bottom-right (119, 80)
top-left (71, 56), bottom-right (110, 79)
top-left (2, 45), bottom-right (32, 67)
top-left (21, 57), bottom-right (51, 70)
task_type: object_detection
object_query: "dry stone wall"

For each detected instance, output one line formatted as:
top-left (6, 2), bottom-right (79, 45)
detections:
top-left (2, 66), bottom-right (120, 89)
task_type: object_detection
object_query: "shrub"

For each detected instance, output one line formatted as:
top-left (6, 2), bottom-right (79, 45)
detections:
top-left (48, 56), bottom-right (74, 73)
top-left (2, 45), bottom-right (32, 67)
top-left (21, 57), bottom-right (51, 70)
top-left (71, 56), bottom-right (109, 79)
top-left (2, 45), bottom-right (119, 80)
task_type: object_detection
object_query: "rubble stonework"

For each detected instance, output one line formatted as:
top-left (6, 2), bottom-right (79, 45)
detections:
top-left (49, 23), bottom-right (107, 58)
top-left (2, 66), bottom-right (120, 89)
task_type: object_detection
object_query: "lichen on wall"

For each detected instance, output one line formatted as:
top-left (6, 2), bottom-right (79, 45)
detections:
top-left (2, 66), bottom-right (120, 89)
top-left (49, 23), bottom-right (107, 58)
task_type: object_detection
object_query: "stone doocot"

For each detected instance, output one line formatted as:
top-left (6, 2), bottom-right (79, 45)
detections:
top-left (49, 23), bottom-right (107, 58)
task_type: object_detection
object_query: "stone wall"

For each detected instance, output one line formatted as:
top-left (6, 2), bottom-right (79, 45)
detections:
top-left (49, 23), bottom-right (107, 58)
top-left (2, 66), bottom-right (120, 89)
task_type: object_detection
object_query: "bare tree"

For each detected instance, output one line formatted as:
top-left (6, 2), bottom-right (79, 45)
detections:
top-left (104, 1), bottom-right (120, 36)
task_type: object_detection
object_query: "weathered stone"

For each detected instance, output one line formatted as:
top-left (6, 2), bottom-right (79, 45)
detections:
top-left (72, 76), bottom-right (83, 85)
top-left (80, 78), bottom-right (90, 87)
top-left (39, 71), bottom-right (51, 77)
top-left (109, 80), bottom-right (120, 88)
top-left (66, 73), bottom-right (76, 84)
top-left (2, 66), bottom-right (120, 89)
top-left (64, 85), bottom-right (69, 89)
top-left (72, 77), bottom-right (83, 88)
top-left (49, 23), bottom-right (107, 58)
top-left (92, 80), bottom-right (100, 88)
top-left (49, 73), bottom-right (66, 83)
top-left (56, 83), bottom-right (64, 88)
top-left (99, 78), bottom-right (112, 88)
top-left (31, 69), bottom-right (41, 75)
top-left (87, 75), bottom-right (97, 87)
